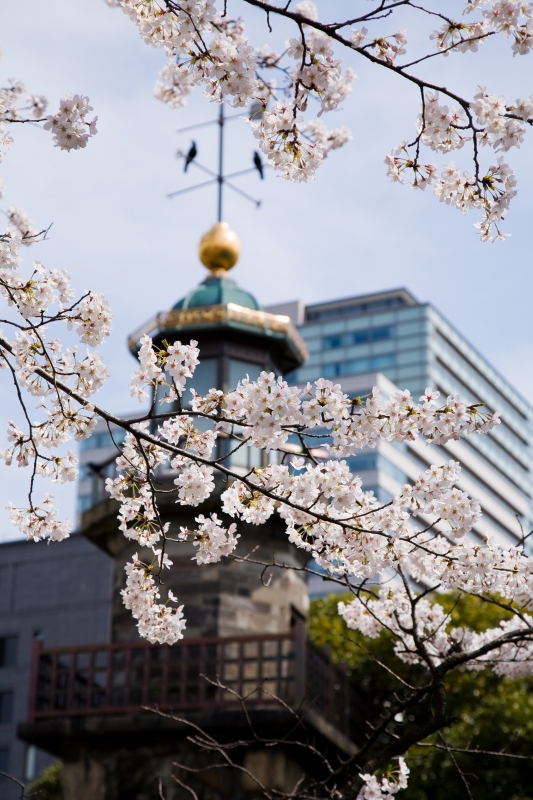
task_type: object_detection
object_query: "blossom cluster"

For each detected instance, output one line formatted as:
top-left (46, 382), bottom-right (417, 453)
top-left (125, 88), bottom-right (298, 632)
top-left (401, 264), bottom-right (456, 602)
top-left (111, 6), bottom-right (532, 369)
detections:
top-left (302, 119), bottom-right (353, 155)
top-left (1, 258), bottom-right (74, 320)
top-left (387, 6), bottom-right (533, 239)
top-left (0, 228), bottom-right (113, 540)
top-left (121, 2), bottom-right (257, 107)
top-left (110, 357), bottom-right (488, 640)
top-left (473, 85), bottom-right (531, 151)
top-left (430, 18), bottom-right (488, 53)
top-left (251, 14), bottom-right (355, 180)
top-left (0, 79), bottom-right (27, 161)
top-left (464, 0), bottom-right (533, 57)
top-left (0, 223), bottom-right (112, 342)
top-left (222, 377), bottom-right (499, 455)
top-left (431, 1), bottom-right (533, 57)
top-left (460, 616), bottom-right (533, 678)
top-left (436, 157), bottom-right (517, 241)
top-left (73, 291), bottom-right (113, 346)
top-left (154, 59), bottom-right (195, 108)
top-left (287, 26), bottom-right (355, 114)
top-left (417, 92), bottom-right (469, 154)
top-left (130, 334), bottom-right (199, 402)
top-left (340, 582), bottom-right (533, 679)
top-left (222, 457), bottom-right (481, 578)
top-left (249, 101), bottom-right (323, 182)
top-left (122, 553), bottom-right (186, 644)
top-left (7, 321), bottom-right (533, 685)
top-left (350, 27), bottom-right (408, 65)
top-left (7, 494), bottom-right (72, 542)
top-left (43, 93), bottom-right (98, 151)
top-left (0, 420), bottom-right (80, 483)
top-left (4, 319), bottom-right (505, 652)
top-left (5, 207), bottom-right (40, 244)
top-left (179, 513), bottom-right (239, 565)
top-left (0, 72), bottom-right (96, 167)
top-left (0, 77), bottom-right (47, 126)
top-left (358, 758), bottom-right (410, 800)
top-left (103, 0), bottom-right (533, 234)
top-left (385, 142), bottom-right (518, 241)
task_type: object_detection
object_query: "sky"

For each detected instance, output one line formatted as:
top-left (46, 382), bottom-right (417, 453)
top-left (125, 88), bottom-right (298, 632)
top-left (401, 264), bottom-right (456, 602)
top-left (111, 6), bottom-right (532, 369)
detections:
top-left (1, 0), bottom-right (532, 539)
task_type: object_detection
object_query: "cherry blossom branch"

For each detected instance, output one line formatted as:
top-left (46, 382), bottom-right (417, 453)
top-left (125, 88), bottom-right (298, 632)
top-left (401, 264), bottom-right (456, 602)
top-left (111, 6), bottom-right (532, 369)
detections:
top-left (111, 0), bottom-right (533, 239)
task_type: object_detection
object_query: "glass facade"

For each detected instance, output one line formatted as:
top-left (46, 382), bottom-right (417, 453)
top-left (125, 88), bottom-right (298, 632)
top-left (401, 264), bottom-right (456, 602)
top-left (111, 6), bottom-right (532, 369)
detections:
top-left (288, 304), bottom-right (430, 393)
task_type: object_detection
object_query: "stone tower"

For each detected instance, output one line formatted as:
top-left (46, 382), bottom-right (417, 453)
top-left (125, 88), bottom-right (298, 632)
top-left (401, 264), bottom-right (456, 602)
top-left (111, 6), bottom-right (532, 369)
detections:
top-left (19, 226), bottom-right (357, 800)
top-left (82, 221), bottom-right (309, 642)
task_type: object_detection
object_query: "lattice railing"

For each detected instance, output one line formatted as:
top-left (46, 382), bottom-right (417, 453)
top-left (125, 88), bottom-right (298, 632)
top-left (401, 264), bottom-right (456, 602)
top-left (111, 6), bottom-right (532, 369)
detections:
top-left (28, 626), bottom-right (355, 738)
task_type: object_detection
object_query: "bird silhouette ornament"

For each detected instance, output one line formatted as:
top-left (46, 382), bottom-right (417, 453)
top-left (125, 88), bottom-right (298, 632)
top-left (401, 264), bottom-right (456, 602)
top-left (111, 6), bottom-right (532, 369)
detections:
top-left (184, 141), bottom-right (198, 172)
top-left (169, 105), bottom-right (265, 220)
top-left (253, 151), bottom-right (264, 179)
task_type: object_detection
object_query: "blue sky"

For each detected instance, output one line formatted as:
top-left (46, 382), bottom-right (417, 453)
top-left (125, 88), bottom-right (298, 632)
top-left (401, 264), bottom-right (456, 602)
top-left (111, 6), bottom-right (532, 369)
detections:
top-left (1, 0), bottom-right (532, 537)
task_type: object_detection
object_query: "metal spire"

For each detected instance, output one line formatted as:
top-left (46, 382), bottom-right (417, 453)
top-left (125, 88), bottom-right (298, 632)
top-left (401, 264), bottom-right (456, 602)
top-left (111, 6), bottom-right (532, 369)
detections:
top-left (168, 104), bottom-right (265, 218)
top-left (217, 104), bottom-right (224, 222)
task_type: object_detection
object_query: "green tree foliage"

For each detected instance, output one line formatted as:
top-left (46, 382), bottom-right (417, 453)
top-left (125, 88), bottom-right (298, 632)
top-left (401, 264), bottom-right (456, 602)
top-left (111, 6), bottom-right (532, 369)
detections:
top-left (309, 593), bottom-right (533, 800)
top-left (28, 761), bottom-right (63, 800)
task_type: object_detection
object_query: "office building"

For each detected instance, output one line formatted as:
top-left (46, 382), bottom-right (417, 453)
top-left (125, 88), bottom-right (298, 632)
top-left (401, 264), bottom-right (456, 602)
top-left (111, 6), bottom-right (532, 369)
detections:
top-left (265, 289), bottom-right (533, 552)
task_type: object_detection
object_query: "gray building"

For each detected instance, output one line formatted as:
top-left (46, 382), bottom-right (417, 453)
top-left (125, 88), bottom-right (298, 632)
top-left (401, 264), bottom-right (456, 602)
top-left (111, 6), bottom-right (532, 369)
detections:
top-left (0, 535), bottom-right (113, 798)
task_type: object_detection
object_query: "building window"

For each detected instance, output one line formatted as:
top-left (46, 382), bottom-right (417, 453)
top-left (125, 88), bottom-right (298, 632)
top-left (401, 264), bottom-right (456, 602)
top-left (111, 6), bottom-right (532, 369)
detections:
top-left (371, 326), bottom-right (395, 342)
top-left (323, 335), bottom-right (343, 349)
top-left (323, 326), bottom-right (396, 350)
top-left (322, 353), bottom-right (396, 378)
top-left (0, 638), bottom-right (16, 669)
top-left (0, 691), bottom-right (14, 724)
top-left (351, 330), bottom-right (371, 344)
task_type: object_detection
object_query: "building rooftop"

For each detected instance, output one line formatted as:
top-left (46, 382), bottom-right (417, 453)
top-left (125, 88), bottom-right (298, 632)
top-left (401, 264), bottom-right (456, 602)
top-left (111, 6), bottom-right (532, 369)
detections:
top-left (304, 288), bottom-right (419, 322)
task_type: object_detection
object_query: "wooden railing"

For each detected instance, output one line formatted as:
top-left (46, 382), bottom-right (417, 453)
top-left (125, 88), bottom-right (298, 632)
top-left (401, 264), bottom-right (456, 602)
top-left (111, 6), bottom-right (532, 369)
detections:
top-left (28, 628), bottom-right (355, 738)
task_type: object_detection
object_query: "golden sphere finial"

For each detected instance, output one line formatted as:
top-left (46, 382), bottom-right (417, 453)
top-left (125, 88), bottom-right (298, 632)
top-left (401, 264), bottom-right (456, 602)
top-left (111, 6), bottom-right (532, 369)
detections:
top-left (198, 222), bottom-right (241, 275)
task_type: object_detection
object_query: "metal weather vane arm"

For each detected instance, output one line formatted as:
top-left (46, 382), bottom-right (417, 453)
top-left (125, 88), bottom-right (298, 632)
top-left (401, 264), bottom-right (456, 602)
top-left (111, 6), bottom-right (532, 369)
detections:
top-left (169, 102), bottom-right (263, 219)
top-left (166, 178), bottom-right (218, 199)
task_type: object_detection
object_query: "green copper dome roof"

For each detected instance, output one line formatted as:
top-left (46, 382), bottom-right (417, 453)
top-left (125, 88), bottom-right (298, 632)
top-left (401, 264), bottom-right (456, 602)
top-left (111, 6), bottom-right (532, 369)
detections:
top-left (173, 275), bottom-right (260, 312)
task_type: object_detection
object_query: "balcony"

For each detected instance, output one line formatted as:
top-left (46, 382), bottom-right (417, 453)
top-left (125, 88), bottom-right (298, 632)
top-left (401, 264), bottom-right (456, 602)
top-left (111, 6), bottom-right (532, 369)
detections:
top-left (27, 628), bottom-right (359, 750)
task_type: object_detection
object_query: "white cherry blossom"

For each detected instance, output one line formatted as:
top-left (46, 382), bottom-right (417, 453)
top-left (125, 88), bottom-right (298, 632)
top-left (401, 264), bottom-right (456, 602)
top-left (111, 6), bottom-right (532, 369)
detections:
top-left (179, 513), bottom-right (239, 564)
top-left (43, 93), bottom-right (98, 151)
top-left (358, 758), bottom-right (409, 800)
top-left (122, 553), bottom-right (186, 644)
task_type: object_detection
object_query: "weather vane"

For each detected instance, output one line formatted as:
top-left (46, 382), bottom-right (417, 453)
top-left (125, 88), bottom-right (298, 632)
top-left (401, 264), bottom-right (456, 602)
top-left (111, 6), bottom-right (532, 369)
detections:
top-left (168, 104), bottom-right (265, 222)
